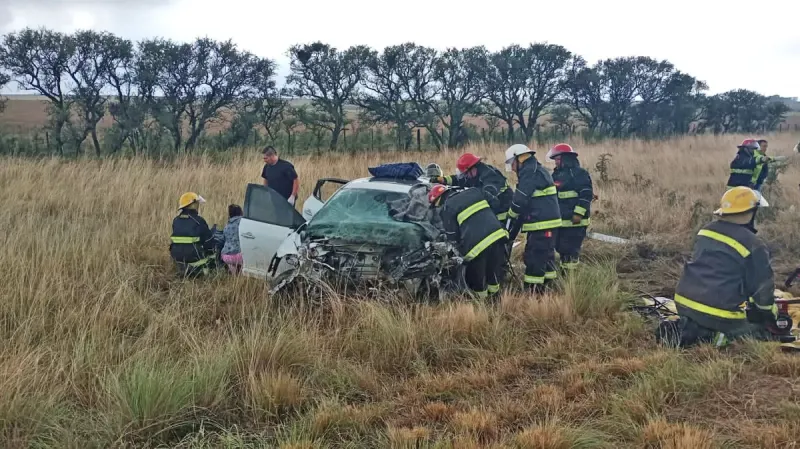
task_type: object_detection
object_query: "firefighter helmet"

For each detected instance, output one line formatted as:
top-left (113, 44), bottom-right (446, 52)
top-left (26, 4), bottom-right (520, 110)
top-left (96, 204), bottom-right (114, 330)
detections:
top-left (428, 184), bottom-right (449, 204)
top-left (178, 192), bottom-right (205, 210)
top-left (737, 139), bottom-right (760, 150)
top-left (546, 143), bottom-right (578, 160)
top-left (456, 153), bottom-right (482, 173)
top-left (504, 144), bottom-right (535, 172)
top-left (714, 187), bottom-right (767, 216)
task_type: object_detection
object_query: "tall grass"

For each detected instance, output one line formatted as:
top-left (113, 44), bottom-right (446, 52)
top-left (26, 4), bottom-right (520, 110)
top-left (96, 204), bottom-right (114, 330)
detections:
top-left (1, 133), bottom-right (800, 447)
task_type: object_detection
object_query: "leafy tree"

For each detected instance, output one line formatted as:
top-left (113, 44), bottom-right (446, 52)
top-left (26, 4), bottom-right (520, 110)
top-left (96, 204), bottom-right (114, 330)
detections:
top-left (389, 44), bottom-right (441, 149)
top-left (356, 43), bottom-right (422, 150)
top-left (0, 71), bottom-right (9, 113)
top-left (430, 46), bottom-right (488, 148)
top-left (103, 34), bottom-right (148, 153)
top-left (287, 42), bottom-right (372, 150)
top-left (137, 37), bottom-right (264, 152)
top-left (515, 43), bottom-right (573, 141)
top-left (549, 104), bottom-right (575, 135)
top-left (65, 30), bottom-right (133, 155)
top-left (482, 44), bottom-right (528, 143)
top-left (0, 28), bottom-right (75, 154)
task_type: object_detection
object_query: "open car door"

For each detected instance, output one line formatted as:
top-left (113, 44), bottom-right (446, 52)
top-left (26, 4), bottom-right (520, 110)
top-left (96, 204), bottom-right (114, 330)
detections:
top-left (240, 184), bottom-right (306, 279)
top-left (301, 178), bottom-right (349, 221)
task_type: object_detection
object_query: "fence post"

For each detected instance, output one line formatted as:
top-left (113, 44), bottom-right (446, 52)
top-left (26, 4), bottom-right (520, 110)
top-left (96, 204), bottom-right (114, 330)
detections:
top-left (45, 132), bottom-right (50, 149)
top-left (417, 129), bottom-right (421, 152)
top-left (371, 129), bottom-right (374, 151)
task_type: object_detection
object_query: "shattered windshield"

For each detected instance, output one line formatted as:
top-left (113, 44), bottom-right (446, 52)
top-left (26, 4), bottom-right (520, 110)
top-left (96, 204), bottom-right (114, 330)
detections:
top-left (306, 188), bottom-right (427, 248)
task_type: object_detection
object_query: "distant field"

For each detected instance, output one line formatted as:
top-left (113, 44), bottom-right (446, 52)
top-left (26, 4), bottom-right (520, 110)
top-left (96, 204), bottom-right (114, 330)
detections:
top-left (4, 95), bottom-right (799, 136)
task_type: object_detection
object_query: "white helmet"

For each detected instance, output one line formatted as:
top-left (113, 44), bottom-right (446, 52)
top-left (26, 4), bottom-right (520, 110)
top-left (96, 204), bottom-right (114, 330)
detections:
top-left (504, 144), bottom-right (535, 172)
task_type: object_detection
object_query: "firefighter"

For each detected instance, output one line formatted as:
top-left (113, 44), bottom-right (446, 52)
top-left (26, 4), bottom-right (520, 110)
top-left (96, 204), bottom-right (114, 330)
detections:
top-left (428, 184), bottom-right (509, 298)
top-left (659, 187), bottom-right (778, 348)
top-left (170, 192), bottom-right (216, 277)
top-left (727, 139), bottom-right (770, 192)
top-left (504, 144), bottom-right (562, 293)
top-left (433, 153), bottom-right (513, 222)
top-left (547, 143), bottom-right (593, 273)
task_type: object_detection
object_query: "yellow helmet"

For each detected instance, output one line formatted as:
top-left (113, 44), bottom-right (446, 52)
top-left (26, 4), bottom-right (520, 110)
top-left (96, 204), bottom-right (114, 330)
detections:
top-left (714, 187), bottom-right (766, 216)
top-left (178, 192), bottom-right (206, 210)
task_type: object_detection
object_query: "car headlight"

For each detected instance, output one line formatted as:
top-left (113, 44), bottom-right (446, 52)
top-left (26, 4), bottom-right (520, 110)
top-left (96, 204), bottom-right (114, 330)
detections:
top-left (284, 254), bottom-right (299, 267)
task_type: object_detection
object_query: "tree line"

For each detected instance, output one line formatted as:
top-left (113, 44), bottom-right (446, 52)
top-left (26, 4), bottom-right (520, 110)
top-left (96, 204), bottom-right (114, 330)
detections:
top-left (0, 28), bottom-right (793, 156)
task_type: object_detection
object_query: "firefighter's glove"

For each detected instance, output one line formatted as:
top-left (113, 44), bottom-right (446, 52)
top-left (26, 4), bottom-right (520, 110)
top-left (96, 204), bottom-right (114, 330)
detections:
top-left (571, 214), bottom-right (583, 225)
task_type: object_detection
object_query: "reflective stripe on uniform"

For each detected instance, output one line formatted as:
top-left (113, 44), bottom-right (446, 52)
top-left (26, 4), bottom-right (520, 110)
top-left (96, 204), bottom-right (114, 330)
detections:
top-left (561, 218), bottom-right (590, 228)
top-left (558, 191), bottom-right (578, 199)
top-left (561, 261), bottom-right (579, 270)
top-left (730, 169), bottom-right (754, 175)
top-left (496, 212), bottom-right (508, 221)
top-left (545, 271), bottom-right (558, 280)
top-left (487, 284), bottom-right (500, 294)
top-left (697, 229), bottom-right (750, 258)
top-left (464, 228), bottom-right (508, 260)
top-left (507, 209), bottom-right (519, 219)
top-left (533, 186), bottom-right (558, 197)
top-left (574, 205), bottom-right (587, 216)
top-left (674, 294), bottom-right (746, 320)
top-left (473, 290), bottom-right (488, 299)
top-left (524, 275), bottom-right (545, 284)
top-left (457, 200), bottom-right (490, 225)
top-left (171, 236), bottom-right (201, 244)
top-left (188, 257), bottom-right (211, 267)
top-left (444, 175), bottom-right (453, 184)
top-left (521, 218), bottom-right (562, 232)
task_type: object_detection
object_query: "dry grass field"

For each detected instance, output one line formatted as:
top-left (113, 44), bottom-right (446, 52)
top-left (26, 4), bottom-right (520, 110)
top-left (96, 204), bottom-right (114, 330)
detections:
top-left (3, 133), bottom-right (800, 448)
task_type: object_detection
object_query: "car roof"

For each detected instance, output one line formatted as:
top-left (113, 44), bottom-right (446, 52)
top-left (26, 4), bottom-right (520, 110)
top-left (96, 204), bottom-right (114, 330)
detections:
top-left (342, 176), bottom-right (430, 193)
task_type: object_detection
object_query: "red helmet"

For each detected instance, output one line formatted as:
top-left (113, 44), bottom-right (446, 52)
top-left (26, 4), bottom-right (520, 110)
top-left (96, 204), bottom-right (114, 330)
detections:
top-left (456, 153), bottom-right (482, 173)
top-left (428, 184), bottom-right (448, 204)
top-left (546, 143), bottom-right (578, 160)
top-left (738, 139), bottom-right (759, 150)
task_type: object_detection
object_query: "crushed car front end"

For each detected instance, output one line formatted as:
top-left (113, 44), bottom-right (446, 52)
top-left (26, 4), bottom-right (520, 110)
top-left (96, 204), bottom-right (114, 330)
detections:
top-left (268, 181), bottom-right (466, 300)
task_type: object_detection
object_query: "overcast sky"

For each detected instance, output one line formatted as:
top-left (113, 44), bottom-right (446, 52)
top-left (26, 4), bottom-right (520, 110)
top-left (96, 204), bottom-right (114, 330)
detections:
top-left (2, 0), bottom-right (799, 97)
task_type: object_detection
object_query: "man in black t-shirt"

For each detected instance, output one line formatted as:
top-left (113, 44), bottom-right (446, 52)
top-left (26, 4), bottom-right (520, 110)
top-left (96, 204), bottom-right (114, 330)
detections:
top-left (261, 146), bottom-right (299, 206)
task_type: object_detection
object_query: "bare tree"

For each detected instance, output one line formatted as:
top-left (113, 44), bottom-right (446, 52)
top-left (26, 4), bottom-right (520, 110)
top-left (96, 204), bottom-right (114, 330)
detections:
top-left (0, 71), bottom-right (9, 113)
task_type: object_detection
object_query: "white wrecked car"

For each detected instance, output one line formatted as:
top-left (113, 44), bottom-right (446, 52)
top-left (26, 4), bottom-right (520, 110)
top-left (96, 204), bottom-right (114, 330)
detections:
top-left (238, 175), bottom-right (466, 300)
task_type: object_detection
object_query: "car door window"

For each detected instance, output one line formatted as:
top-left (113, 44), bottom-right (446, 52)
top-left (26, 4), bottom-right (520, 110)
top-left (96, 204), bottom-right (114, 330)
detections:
top-left (313, 178), bottom-right (349, 202)
top-left (244, 184), bottom-right (306, 229)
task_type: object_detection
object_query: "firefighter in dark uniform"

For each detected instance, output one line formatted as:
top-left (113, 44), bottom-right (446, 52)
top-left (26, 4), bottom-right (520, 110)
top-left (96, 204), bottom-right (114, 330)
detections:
top-left (170, 192), bottom-right (216, 277)
top-left (727, 139), bottom-right (770, 191)
top-left (429, 184), bottom-right (509, 298)
top-left (659, 187), bottom-right (778, 348)
top-left (433, 153), bottom-right (513, 222)
top-left (504, 144), bottom-right (562, 293)
top-left (547, 143), bottom-right (593, 273)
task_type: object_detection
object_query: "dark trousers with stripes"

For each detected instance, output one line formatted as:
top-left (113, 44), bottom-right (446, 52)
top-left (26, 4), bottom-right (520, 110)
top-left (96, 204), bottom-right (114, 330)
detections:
top-left (523, 230), bottom-right (557, 287)
top-left (465, 238), bottom-right (507, 297)
top-left (556, 226), bottom-right (587, 271)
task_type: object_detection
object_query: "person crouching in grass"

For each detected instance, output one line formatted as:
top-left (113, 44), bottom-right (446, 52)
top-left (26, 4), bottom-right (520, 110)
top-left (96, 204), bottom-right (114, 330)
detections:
top-left (222, 204), bottom-right (244, 274)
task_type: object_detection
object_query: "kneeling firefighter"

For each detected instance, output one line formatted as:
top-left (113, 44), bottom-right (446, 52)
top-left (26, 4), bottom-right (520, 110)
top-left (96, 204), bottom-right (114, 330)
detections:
top-left (170, 192), bottom-right (216, 277)
top-left (547, 143), bottom-right (593, 272)
top-left (429, 184), bottom-right (509, 298)
top-left (433, 153), bottom-right (513, 222)
top-left (504, 144), bottom-right (562, 293)
top-left (661, 187), bottom-right (778, 348)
